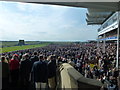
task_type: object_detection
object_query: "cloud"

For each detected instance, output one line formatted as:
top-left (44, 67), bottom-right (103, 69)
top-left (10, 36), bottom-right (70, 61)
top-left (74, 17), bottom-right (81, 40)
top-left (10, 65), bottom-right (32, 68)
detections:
top-left (0, 1), bottom-right (99, 41)
top-left (16, 2), bottom-right (46, 12)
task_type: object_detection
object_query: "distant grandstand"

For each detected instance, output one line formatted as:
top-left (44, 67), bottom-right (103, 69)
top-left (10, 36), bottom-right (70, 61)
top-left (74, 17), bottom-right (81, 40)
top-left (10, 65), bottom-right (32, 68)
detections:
top-left (98, 12), bottom-right (118, 42)
top-left (96, 12), bottom-right (120, 68)
top-left (18, 40), bottom-right (25, 46)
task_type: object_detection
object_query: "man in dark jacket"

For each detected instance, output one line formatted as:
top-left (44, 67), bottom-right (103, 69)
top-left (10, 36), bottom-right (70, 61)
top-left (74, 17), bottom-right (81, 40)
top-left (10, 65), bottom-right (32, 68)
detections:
top-left (1, 56), bottom-right (10, 89)
top-left (30, 52), bottom-right (39, 67)
top-left (20, 53), bottom-right (32, 88)
top-left (31, 55), bottom-right (48, 90)
top-left (47, 55), bottom-right (56, 89)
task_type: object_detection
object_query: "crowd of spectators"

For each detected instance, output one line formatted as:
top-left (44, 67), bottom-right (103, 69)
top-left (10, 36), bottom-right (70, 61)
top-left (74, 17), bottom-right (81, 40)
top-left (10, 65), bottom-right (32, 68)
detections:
top-left (0, 42), bottom-right (119, 90)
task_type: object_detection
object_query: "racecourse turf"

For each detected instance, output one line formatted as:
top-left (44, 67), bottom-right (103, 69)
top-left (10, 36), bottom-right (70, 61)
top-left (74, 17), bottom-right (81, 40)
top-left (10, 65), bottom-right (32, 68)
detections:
top-left (1, 43), bottom-right (50, 53)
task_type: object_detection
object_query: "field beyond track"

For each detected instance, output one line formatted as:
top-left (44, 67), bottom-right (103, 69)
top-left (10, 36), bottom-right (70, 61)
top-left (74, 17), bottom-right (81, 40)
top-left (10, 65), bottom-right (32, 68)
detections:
top-left (1, 43), bottom-right (50, 53)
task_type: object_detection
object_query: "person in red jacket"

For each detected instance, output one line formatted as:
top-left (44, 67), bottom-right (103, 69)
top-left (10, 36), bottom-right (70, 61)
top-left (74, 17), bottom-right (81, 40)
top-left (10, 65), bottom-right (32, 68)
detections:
top-left (9, 54), bottom-right (20, 87)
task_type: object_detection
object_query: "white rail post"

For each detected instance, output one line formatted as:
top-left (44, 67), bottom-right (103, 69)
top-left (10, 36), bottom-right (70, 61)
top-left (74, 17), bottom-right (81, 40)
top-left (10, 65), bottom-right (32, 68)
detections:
top-left (116, 2), bottom-right (120, 89)
top-left (116, 2), bottom-right (120, 88)
top-left (103, 34), bottom-right (106, 53)
top-left (97, 36), bottom-right (99, 50)
top-left (116, 9), bottom-right (120, 69)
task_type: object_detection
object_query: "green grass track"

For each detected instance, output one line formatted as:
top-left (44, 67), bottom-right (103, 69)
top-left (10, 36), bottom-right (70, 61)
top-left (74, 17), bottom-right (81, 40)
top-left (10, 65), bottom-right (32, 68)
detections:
top-left (1, 43), bottom-right (50, 53)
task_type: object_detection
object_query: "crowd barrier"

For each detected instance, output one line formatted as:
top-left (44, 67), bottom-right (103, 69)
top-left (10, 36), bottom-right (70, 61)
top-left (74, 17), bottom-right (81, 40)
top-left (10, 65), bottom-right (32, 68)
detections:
top-left (57, 63), bottom-right (107, 90)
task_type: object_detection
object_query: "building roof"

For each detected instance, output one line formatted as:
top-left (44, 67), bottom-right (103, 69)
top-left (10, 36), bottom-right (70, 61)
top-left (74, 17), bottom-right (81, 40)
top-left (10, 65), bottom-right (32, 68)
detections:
top-left (86, 9), bottom-right (115, 25)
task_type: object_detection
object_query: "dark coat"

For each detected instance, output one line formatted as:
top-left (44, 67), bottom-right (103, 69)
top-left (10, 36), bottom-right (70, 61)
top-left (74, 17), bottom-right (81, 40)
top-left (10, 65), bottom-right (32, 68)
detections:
top-left (48, 60), bottom-right (56, 78)
top-left (20, 59), bottom-right (32, 78)
top-left (2, 62), bottom-right (9, 78)
top-left (31, 60), bottom-right (48, 83)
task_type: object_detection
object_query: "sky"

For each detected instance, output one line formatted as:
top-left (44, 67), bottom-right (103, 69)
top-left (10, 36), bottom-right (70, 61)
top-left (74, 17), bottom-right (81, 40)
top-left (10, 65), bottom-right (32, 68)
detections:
top-left (0, 1), bottom-right (100, 41)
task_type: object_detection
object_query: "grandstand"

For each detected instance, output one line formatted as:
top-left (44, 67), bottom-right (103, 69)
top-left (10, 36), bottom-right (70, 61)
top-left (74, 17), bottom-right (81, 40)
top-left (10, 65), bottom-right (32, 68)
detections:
top-left (94, 12), bottom-right (120, 69)
top-left (97, 12), bottom-right (118, 41)
top-left (86, 10), bottom-right (120, 68)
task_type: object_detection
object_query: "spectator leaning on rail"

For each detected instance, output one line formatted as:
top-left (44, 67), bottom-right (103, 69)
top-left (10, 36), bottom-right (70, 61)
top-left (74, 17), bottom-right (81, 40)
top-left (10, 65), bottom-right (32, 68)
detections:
top-left (19, 53), bottom-right (32, 88)
top-left (31, 55), bottom-right (48, 90)
top-left (9, 54), bottom-right (20, 86)
top-left (1, 56), bottom-right (10, 89)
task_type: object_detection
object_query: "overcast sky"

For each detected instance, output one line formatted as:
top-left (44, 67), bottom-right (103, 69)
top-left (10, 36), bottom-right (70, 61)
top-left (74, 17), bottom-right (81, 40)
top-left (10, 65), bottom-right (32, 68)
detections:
top-left (0, 1), bottom-right (100, 41)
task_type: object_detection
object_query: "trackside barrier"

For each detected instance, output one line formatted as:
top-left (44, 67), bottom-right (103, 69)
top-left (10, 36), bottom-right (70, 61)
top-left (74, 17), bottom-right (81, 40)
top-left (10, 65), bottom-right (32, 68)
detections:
top-left (57, 63), bottom-right (107, 90)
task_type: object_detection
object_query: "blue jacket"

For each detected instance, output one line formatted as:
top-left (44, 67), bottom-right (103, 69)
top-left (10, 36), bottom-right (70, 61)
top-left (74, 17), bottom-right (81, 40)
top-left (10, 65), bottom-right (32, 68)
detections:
top-left (31, 60), bottom-right (48, 83)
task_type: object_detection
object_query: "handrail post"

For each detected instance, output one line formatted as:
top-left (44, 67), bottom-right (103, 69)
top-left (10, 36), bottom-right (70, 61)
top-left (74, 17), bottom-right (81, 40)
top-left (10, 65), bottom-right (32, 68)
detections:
top-left (116, 2), bottom-right (120, 69)
top-left (116, 2), bottom-right (120, 89)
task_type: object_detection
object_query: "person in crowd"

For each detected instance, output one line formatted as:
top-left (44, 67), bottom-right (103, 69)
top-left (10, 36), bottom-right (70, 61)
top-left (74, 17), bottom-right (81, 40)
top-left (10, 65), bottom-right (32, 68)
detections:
top-left (30, 52), bottom-right (39, 67)
top-left (1, 56), bottom-right (10, 89)
top-left (47, 55), bottom-right (56, 89)
top-left (75, 60), bottom-right (81, 71)
top-left (20, 53), bottom-right (32, 88)
top-left (9, 54), bottom-right (20, 87)
top-left (31, 55), bottom-right (48, 90)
